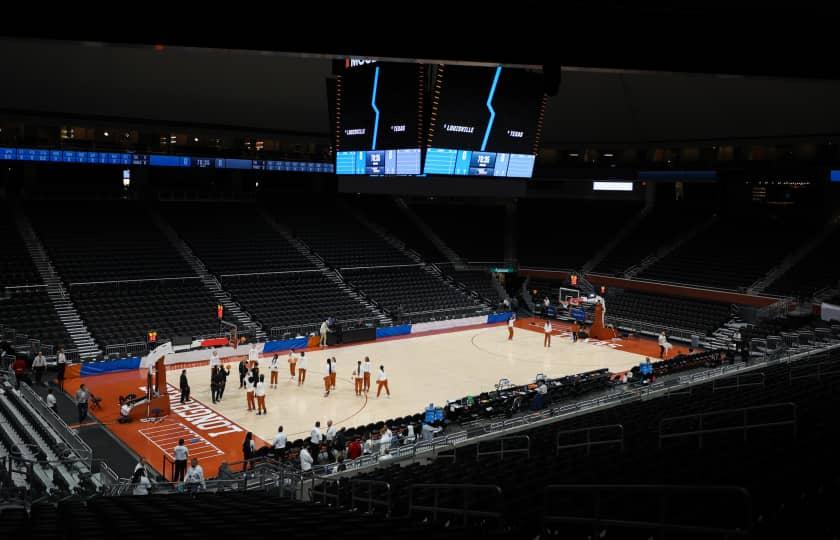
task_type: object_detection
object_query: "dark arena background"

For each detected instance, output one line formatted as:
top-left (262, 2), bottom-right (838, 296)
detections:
top-left (2, 18), bottom-right (840, 539)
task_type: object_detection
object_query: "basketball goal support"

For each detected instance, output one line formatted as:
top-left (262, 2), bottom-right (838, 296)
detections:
top-left (220, 319), bottom-right (238, 346)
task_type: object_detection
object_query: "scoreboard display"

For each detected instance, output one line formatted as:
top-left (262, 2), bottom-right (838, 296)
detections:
top-left (335, 61), bottom-right (424, 176)
top-left (0, 148), bottom-right (333, 173)
top-left (423, 65), bottom-right (545, 178)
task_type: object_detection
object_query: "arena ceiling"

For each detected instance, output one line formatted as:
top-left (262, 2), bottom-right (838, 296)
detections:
top-left (2, 22), bottom-right (840, 146)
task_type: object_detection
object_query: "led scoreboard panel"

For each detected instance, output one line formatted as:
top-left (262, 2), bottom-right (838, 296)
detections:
top-left (0, 148), bottom-right (333, 173)
top-left (424, 65), bottom-right (545, 178)
top-left (335, 61), bottom-right (423, 175)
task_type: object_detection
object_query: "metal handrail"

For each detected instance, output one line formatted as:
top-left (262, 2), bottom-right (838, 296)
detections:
top-left (659, 402), bottom-right (797, 449)
top-left (543, 484), bottom-right (752, 538)
top-left (607, 315), bottom-right (699, 340)
top-left (220, 268), bottom-right (323, 278)
top-left (69, 276), bottom-right (201, 287)
top-left (408, 483), bottom-right (505, 525)
top-left (340, 263), bottom-right (424, 271)
top-left (476, 435), bottom-right (530, 461)
top-left (555, 424), bottom-right (625, 456)
top-left (402, 306), bottom-right (488, 317)
top-left (712, 371), bottom-right (765, 391)
top-left (350, 478), bottom-right (392, 516)
top-left (789, 359), bottom-right (840, 382)
top-left (2, 284), bottom-right (49, 290)
top-left (17, 382), bottom-right (93, 465)
top-left (309, 475), bottom-right (343, 506)
top-left (307, 343), bottom-right (839, 479)
top-left (270, 316), bottom-right (380, 338)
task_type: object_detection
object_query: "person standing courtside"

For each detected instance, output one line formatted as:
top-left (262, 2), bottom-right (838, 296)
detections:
top-left (376, 365), bottom-right (390, 398)
top-left (255, 374), bottom-right (267, 415)
top-left (544, 319), bottom-right (553, 348)
top-left (310, 421), bottom-right (323, 456)
top-left (245, 370), bottom-right (256, 412)
top-left (320, 319), bottom-right (329, 347)
top-left (242, 432), bottom-right (255, 470)
top-left (508, 314), bottom-right (515, 341)
top-left (323, 358), bottom-right (333, 397)
top-left (238, 358), bottom-right (248, 389)
top-left (75, 384), bottom-right (90, 424)
top-left (353, 361), bottom-right (364, 396)
top-left (179, 370), bottom-right (190, 404)
top-left (657, 330), bottom-right (668, 358)
top-left (269, 353), bottom-right (280, 388)
top-left (325, 419), bottom-right (337, 444)
top-left (217, 364), bottom-right (229, 400)
top-left (209, 349), bottom-right (220, 374)
top-left (273, 425), bottom-right (287, 458)
top-left (288, 349), bottom-right (298, 381)
top-left (56, 346), bottom-right (67, 391)
top-left (363, 356), bottom-right (372, 393)
top-left (297, 351), bottom-right (308, 386)
top-left (173, 438), bottom-right (189, 482)
top-left (32, 351), bottom-right (47, 386)
top-left (210, 366), bottom-right (220, 404)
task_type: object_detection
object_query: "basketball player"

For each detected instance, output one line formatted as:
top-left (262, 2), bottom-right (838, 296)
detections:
top-left (255, 374), bottom-right (267, 415)
top-left (269, 354), bottom-right (280, 388)
top-left (323, 358), bottom-right (333, 397)
top-left (507, 314), bottom-right (515, 340)
top-left (376, 365), bottom-right (390, 398)
top-left (363, 357), bottom-right (372, 393)
top-left (353, 360), bottom-right (364, 396)
top-left (245, 370), bottom-right (256, 411)
top-left (544, 320), bottom-right (552, 347)
top-left (330, 357), bottom-right (338, 389)
top-left (288, 349), bottom-right (297, 381)
top-left (248, 344), bottom-right (259, 386)
top-left (571, 320), bottom-right (580, 342)
top-left (297, 351), bottom-right (307, 385)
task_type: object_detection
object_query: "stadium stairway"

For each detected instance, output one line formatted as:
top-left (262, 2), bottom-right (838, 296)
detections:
top-left (393, 197), bottom-right (467, 269)
top-left (12, 206), bottom-right (100, 359)
top-left (624, 213), bottom-right (718, 279)
top-left (581, 204), bottom-right (651, 274)
top-left (426, 265), bottom-right (494, 309)
top-left (150, 209), bottom-right (266, 340)
top-left (340, 200), bottom-right (492, 309)
top-left (748, 211), bottom-right (840, 295)
top-left (258, 209), bottom-right (391, 326)
top-left (339, 199), bottom-right (426, 265)
top-left (258, 208), bottom-right (330, 269)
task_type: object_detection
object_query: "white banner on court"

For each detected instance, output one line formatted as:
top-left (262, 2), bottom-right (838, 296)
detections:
top-left (411, 315), bottom-right (488, 334)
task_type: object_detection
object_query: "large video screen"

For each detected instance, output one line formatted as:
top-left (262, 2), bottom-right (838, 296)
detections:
top-left (423, 65), bottom-right (545, 178)
top-left (334, 61), bottom-right (423, 176)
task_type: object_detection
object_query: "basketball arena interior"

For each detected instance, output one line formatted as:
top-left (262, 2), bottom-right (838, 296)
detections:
top-left (2, 25), bottom-right (840, 539)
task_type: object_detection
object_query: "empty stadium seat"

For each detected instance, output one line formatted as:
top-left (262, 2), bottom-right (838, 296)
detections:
top-left (70, 279), bottom-right (220, 348)
top-left (343, 266), bottom-right (488, 322)
top-left (29, 201), bottom-right (193, 283)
